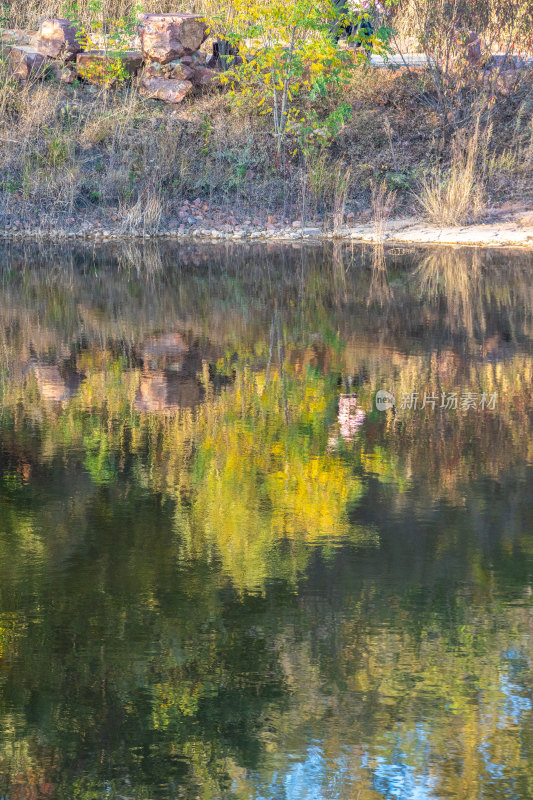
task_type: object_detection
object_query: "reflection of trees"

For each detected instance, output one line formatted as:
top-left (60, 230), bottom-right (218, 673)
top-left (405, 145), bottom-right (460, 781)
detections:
top-left (0, 241), bottom-right (532, 797)
top-left (413, 248), bottom-right (484, 337)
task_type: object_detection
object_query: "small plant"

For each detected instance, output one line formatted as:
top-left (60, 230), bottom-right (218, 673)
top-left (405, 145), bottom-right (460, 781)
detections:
top-left (62, 0), bottom-right (142, 87)
top-left (200, 114), bottom-right (214, 157)
top-left (0, 3), bottom-right (9, 29)
top-left (215, 0), bottom-right (394, 151)
top-left (418, 120), bottom-right (486, 225)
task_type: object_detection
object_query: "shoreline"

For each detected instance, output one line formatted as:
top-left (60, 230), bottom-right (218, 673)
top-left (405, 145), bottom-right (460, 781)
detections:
top-left (1, 217), bottom-right (533, 249)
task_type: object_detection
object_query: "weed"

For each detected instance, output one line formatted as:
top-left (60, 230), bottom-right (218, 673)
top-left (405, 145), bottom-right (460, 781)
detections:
top-left (418, 120), bottom-right (487, 225)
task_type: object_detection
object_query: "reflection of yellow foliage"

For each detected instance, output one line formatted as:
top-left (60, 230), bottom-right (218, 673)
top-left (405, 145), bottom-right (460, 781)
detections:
top-left (190, 367), bottom-right (373, 591)
top-left (268, 453), bottom-right (362, 540)
top-left (152, 682), bottom-right (199, 729)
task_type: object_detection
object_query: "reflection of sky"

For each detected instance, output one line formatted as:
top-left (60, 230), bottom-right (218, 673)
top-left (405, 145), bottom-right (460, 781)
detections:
top-left (479, 651), bottom-right (532, 784)
top-left (246, 744), bottom-right (355, 800)
top-left (245, 740), bottom-right (438, 800)
top-left (245, 653), bottom-right (532, 800)
top-left (372, 758), bottom-right (437, 800)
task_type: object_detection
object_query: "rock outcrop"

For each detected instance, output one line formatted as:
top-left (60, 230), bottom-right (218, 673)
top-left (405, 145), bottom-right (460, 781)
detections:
top-left (8, 45), bottom-right (48, 80)
top-left (5, 12), bottom-right (217, 102)
top-left (138, 13), bottom-right (208, 64)
top-left (139, 76), bottom-right (194, 103)
top-left (76, 50), bottom-right (143, 85)
top-left (31, 18), bottom-right (81, 60)
top-left (137, 13), bottom-right (216, 102)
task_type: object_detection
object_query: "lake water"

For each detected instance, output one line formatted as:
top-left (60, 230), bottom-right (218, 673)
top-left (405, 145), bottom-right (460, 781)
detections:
top-left (0, 241), bottom-right (532, 800)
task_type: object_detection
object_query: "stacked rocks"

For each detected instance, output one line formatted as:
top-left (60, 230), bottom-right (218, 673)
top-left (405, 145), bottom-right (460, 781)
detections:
top-left (6, 18), bottom-right (142, 85)
top-left (8, 18), bottom-right (80, 82)
top-left (5, 12), bottom-right (218, 102)
top-left (138, 13), bottom-right (217, 103)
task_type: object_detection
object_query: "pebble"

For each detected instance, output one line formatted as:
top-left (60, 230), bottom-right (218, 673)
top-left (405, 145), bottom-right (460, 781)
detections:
top-left (1, 217), bottom-right (532, 249)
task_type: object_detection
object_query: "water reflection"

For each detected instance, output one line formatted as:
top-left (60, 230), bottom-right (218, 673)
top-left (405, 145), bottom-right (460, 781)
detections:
top-left (0, 241), bottom-right (532, 799)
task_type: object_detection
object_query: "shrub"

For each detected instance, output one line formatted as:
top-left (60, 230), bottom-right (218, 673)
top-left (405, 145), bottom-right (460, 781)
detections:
top-left (418, 120), bottom-right (487, 225)
top-left (215, 0), bottom-right (394, 151)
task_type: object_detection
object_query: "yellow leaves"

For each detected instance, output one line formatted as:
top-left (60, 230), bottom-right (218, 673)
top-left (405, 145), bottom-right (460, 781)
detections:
top-left (267, 453), bottom-right (363, 543)
top-left (185, 367), bottom-right (374, 592)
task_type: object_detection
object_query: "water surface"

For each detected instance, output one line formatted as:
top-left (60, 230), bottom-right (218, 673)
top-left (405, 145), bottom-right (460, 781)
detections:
top-left (0, 241), bottom-right (532, 799)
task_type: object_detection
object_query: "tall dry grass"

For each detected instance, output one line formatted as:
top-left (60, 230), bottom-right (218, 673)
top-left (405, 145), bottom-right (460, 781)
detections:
top-left (0, 0), bottom-right (531, 230)
top-left (417, 120), bottom-right (488, 225)
top-left (3, 0), bottom-right (219, 29)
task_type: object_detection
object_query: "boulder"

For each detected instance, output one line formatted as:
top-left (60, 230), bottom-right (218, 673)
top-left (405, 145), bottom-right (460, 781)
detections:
top-left (76, 50), bottom-right (143, 85)
top-left (50, 62), bottom-right (76, 83)
top-left (182, 51), bottom-right (208, 66)
top-left (1, 29), bottom-right (33, 48)
top-left (141, 61), bottom-right (164, 78)
top-left (189, 65), bottom-right (218, 87)
top-left (167, 59), bottom-right (194, 80)
top-left (141, 59), bottom-right (193, 81)
top-left (8, 46), bottom-right (48, 81)
top-left (138, 13), bottom-right (208, 64)
top-left (32, 18), bottom-right (81, 60)
top-left (139, 76), bottom-right (194, 103)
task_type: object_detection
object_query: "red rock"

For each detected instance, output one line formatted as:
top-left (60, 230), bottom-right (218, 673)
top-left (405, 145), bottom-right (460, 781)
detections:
top-left (139, 76), bottom-right (193, 103)
top-left (8, 46), bottom-right (48, 81)
top-left (182, 51), bottom-right (207, 66)
top-left (32, 18), bottom-right (81, 60)
top-left (141, 62), bottom-right (164, 78)
top-left (190, 66), bottom-right (218, 86)
top-left (76, 50), bottom-right (143, 85)
top-left (166, 59), bottom-right (194, 80)
top-left (138, 13), bottom-right (208, 64)
top-left (141, 59), bottom-right (193, 81)
top-left (50, 62), bottom-right (76, 83)
top-left (1, 29), bottom-right (32, 48)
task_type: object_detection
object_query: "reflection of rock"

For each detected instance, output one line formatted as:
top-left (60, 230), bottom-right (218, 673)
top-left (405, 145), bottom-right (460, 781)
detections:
top-left (32, 364), bottom-right (81, 403)
top-left (134, 332), bottom-right (207, 412)
top-left (338, 394), bottom-right (365, 442)
top-left (134, 368), bottom-right (204, 412)
top-left (139, 333), bottom-right (188, 370)
top-left (135, 369), bottom-right (168, 412)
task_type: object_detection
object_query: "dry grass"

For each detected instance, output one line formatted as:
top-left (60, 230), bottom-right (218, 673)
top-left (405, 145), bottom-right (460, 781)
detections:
top-left (371, 180), bottom-right (396, 238)
top-left (417, 121), bottom-right (487, 225)
top-left (332, 163), bottom-right (351, 232)
top-left (119, 185), bottom-right (163, 233)
top-left (0, 14), bottom-right (531, 230)
top-left (3, 0), bottom-right (220, 29)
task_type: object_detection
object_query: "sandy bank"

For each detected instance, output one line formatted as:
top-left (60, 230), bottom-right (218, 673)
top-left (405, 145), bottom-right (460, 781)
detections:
top-left (1, 216), bottom-right (533, 249)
